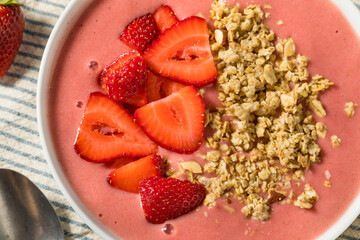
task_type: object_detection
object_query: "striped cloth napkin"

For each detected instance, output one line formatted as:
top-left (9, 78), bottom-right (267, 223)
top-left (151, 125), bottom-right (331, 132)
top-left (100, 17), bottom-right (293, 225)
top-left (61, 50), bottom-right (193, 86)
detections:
top-left (0, 0), bottom-right (359, 240)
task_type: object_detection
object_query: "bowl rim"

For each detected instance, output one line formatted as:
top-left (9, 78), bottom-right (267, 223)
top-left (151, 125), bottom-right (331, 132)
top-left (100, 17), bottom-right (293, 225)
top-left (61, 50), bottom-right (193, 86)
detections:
top-left (37, 1), bottom-right (360, 240)
top-left (37, 0), bottom-right (121, 239)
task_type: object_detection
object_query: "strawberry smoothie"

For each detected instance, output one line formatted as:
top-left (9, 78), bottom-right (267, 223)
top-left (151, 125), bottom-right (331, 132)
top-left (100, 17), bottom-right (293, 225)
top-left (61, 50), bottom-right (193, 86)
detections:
top-left (48, 0), bottom-right (360, 239)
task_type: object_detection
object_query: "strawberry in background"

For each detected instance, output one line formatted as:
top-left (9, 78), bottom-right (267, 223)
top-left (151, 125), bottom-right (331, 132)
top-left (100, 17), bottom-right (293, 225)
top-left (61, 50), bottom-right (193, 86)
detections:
top-left (0, 0), bottom-right (25, 78)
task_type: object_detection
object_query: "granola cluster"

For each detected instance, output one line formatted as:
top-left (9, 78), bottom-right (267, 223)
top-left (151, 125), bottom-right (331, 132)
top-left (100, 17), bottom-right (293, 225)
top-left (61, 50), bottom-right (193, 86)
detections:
top-left (331, 135), bottom-right (341, 147)
top-left (344, 102), bottom-right (357, 117)
top-left (192, 0), bottom-right (338, 220)
top-left (294, 184), bottom-right (319, 209)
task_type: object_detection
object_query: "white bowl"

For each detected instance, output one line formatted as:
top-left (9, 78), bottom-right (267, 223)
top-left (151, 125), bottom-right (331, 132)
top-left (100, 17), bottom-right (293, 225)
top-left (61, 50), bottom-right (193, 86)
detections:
top-left (37, 1), bottom-right (360, 239)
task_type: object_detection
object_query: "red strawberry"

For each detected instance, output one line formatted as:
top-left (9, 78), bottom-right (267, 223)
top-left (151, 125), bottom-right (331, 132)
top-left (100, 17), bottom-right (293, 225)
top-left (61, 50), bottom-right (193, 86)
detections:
top-left (124, 85), bottom-right (147, 107)
top-left (139, 176), bottom-right (206, 224)
top-left (121, 103), bottom-right (139, 115)
top-left (143, 16), bottom-right (217, 86)
top-left (74, 92), bottom-right (157, 162)
top-left (161, 78), bottom-right (186, 96)
top-left (147, 71), bottom-right (186, 103)
top-left (100, 66), bottom-right (147, 108)
top-left (146, 71), bottom-right (164, 102)
top-left (120, 13), bottom-right (158, 53)
top-left (104, 157), bottom-right (138, 169)
top-left (100, 50), bottom-right (147, 103)
top-left (135, 86), bottom-right (205, 153)
top-left (153, 4), bottom-right (179, 33)
top-left (0, 1), bottom-right (24, 78)
top-left (107, 154), bottom-right (165, 193)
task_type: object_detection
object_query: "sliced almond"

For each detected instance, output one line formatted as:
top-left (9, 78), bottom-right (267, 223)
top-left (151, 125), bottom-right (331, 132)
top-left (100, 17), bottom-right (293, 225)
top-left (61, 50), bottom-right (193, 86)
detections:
top-left (179, 161), bottom-right (203, 174)
top-left (309, 97), bottom-right (326, 118)
top-left (214, 29), bottom-right (227, 45)
top-left (284, 37), bottom-right (295, 57)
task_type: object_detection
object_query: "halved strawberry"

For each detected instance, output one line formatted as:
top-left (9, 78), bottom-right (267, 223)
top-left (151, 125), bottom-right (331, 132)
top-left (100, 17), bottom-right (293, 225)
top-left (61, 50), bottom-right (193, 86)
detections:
top-left (107, 154), bottom-right (165, 193)
top-left (143, 16), bottom-right (217, 86)
top-left (135, 86), bottom-right (205, 153)
top-left (74, 92), bottom-right (157, 162)
top-left (139, 176), bottom-right (206, 224)
top-left (99, 50), bottom-right (148, 106)
top-left (120, 13), bottom-right (158, 53)
top-left (153, 4), bottom-right (179, 33)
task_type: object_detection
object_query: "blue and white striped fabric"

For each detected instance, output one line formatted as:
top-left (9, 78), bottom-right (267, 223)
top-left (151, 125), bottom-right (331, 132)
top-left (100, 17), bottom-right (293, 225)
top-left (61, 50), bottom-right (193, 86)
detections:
top-left (0, 1), bottom-right (101, 239)
top-left (0, 0), bottom-right (359, 239)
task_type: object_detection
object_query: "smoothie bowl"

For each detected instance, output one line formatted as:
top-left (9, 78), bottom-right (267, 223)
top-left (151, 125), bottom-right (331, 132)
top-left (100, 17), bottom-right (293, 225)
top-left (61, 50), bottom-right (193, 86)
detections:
top-left (37, 0), bottom-right (360, 239)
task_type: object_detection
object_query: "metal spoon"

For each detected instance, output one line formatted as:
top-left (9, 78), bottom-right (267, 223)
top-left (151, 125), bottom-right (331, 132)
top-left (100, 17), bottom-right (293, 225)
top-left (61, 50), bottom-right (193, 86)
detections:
top-left (0, 169), bottom-right (64, 240)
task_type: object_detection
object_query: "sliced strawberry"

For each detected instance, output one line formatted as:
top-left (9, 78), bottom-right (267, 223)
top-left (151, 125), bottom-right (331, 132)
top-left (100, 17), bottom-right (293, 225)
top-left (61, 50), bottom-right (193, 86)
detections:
top-left (122, 103), bottom-right (139, 115)
top-left (99, 50), bottom-right (147, 104)
top-left (107, 154), bottom-right (165, 193)
top-left (135, 86), bottom-right (205, 153)
top-left (153, 4), bottom-right (179, 33)
top-left (146, 71), bottom-right (186, 103)
top-left (104, 157), bottom-right (138, 169)
top-left (139, 176), bottom-right (206, 224)
top-left (161, 78), bottom-right (186, 96)
top-left (143, 16), bottom-right (217, 86)
top-left (74, 92), bottom-right (157, 162)
top-left (120, 13), bottom-right (158, 53)
top-left (146, 71), bottom-right (164, 102)
top-left (125, 85), bottom-right (147, 107)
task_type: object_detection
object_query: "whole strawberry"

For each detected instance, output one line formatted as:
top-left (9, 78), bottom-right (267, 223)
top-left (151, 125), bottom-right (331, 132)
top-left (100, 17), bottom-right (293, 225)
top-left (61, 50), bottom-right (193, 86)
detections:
top-left (139, 176), bottom-right (206, 224)
top-left (0, 0), bottom-right (24, 78)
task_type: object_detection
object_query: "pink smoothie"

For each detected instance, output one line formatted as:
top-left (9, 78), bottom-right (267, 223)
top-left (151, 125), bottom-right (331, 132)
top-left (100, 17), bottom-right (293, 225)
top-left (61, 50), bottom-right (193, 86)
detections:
top-left (48, 0), bottom-right (360, 239)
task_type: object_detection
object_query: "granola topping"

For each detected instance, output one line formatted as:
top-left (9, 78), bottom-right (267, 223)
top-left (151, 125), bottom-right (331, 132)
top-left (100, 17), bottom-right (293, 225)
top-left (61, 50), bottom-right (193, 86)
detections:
top-left (324, 181), bottom-right (331, 188)
top-left (182, 0), bottom-right (337, 221)
top-left (331, 135), bottom-right (341, 147)
top-left (344, 102), bottom-right (357, 117)
top-left (294, 184), bottom-right (319, 209)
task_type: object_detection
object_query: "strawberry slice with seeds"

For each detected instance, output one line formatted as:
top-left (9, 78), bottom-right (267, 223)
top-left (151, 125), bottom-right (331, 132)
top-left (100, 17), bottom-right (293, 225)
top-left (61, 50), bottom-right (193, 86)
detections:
top-left (143, 16), bottom-right (217, 86)
top-left (107, 154), bottom-right (165, 193)
top-left (100, 50), bottom-right (148, 106)
top-left (120, 14), bottom-right (158, 53)
top-left (139, 176), bottom-right (206, 224)
top-left (153, 4), bottom-right (179, 33)
top-left (74, 92), bottom-right (157, 162)
top-left (135, 86), bottom-right (205, 153)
